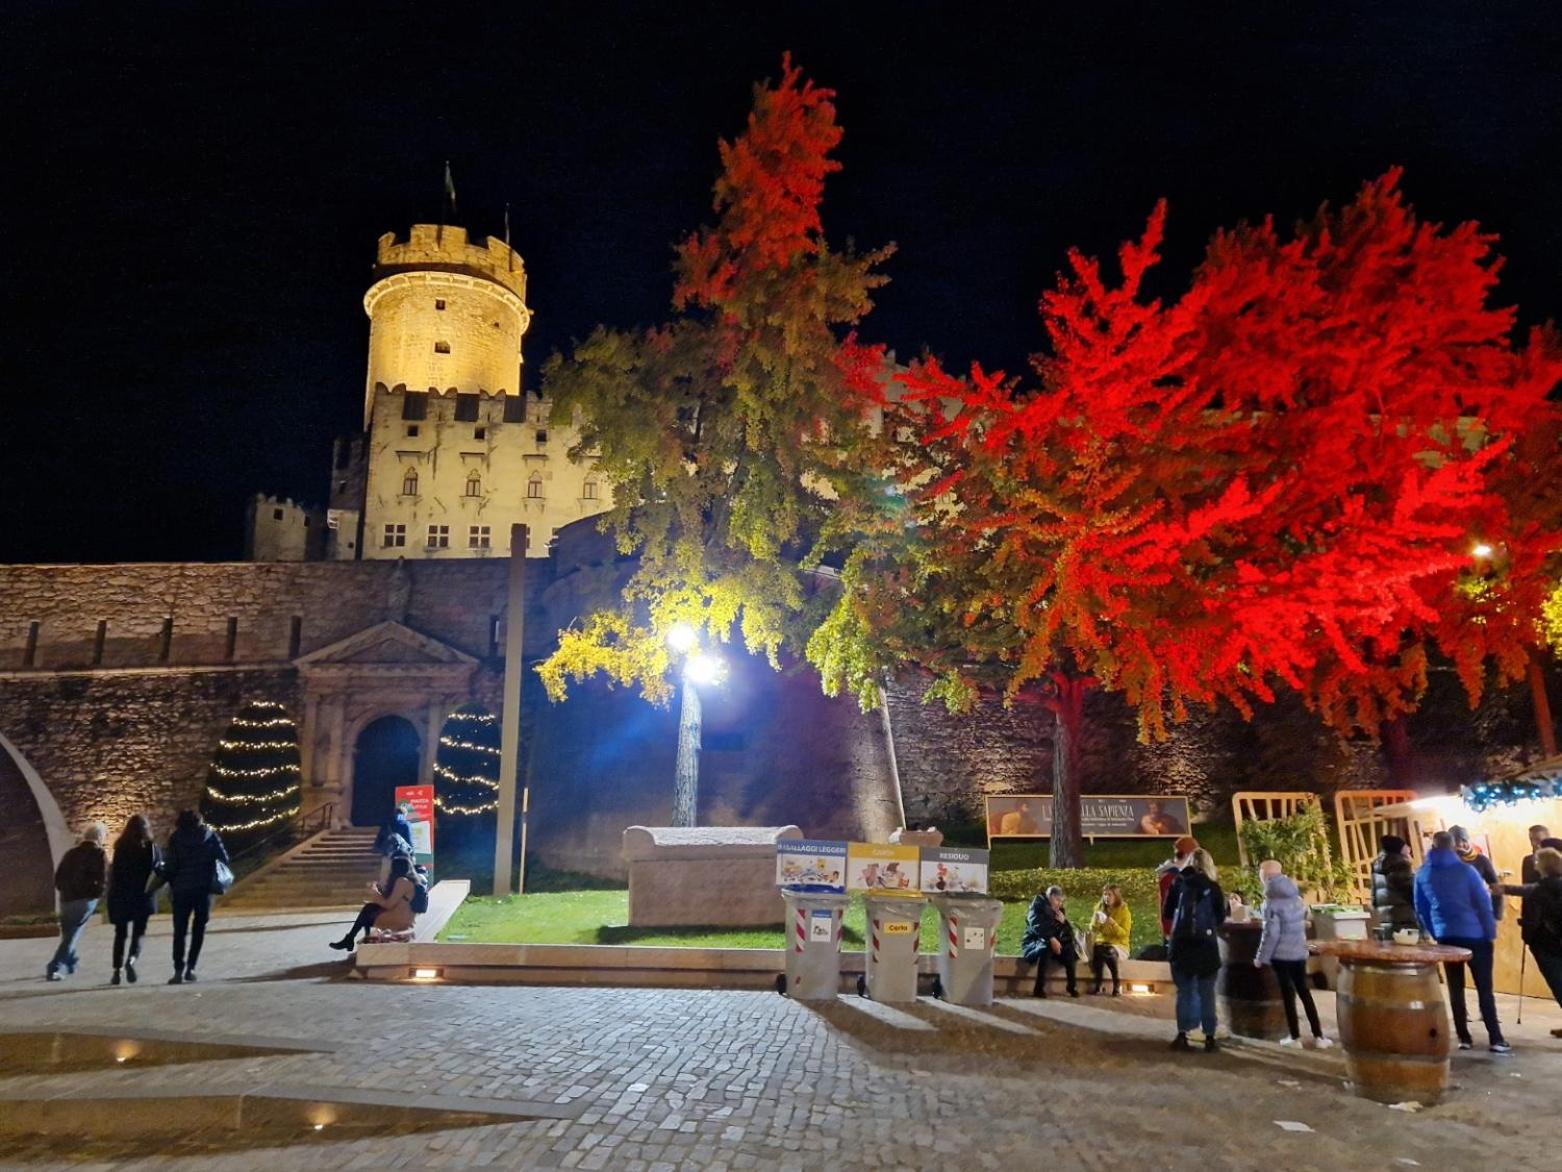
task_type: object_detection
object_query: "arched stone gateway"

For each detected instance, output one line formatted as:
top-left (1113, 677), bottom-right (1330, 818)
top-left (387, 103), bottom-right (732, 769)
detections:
top-left (0, 731), bottom-right (73, 919)
top-left (351, 715), bottom-right (422, 828)
top-left (293, 621), bottom-right (480, 826)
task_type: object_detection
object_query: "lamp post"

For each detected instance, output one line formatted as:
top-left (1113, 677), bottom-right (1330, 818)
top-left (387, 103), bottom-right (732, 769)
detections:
top-left (666, 624), bottom-right (725, 827)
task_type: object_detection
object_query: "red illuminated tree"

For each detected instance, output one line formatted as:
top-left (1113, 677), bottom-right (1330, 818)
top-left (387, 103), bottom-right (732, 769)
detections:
top-left (817, 173), bottom-right (1562, 864)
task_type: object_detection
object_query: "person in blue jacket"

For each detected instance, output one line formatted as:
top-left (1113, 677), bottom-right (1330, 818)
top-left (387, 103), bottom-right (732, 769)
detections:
top-left (1414, 830), bottom-right (1509, 1053)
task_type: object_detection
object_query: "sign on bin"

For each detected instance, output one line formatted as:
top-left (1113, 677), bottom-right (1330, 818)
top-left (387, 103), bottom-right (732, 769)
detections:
top-left (883, 920), bottom-right (915, 936)
top-left (847, 843), bottom-right (920, 896)
top-left (963, 926), bottom-right (988, 951)
top-left (920, 847), bottom-right (989, 894)
top-left (776, 840), bottom-right (848, 893)
top-left (808, 909), bottom-right (834, 942)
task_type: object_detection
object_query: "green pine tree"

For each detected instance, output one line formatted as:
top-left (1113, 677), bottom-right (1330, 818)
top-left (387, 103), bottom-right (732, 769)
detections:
top-left (200, 700), bottom-right (302, 848)
top-left (434, 706), bottom-right (500, 849)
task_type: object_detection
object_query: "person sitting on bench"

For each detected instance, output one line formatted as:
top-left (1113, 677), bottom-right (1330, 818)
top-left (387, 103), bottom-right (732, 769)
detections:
top-left (329, 855), bottom-right (417, 952)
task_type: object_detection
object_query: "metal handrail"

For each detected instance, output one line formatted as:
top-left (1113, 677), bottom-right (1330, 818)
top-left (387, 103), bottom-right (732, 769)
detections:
top-left (226, 801), bottom-right (337, 875)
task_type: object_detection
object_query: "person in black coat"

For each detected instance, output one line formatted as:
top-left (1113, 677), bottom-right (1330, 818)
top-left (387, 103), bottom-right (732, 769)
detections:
top-left (106, 815), bottom-right (161, 985)
top-left (1163, 849), bottom-right (1228, 1052)
top-left (1524, 845), bottom-right (1562, 1033)
top-left (1021, 885), bottom-right (1080, 997)
top-left (1370, 835), bottom-right (1418, 931)
top-left (158, 809), bottom-right (229, 985)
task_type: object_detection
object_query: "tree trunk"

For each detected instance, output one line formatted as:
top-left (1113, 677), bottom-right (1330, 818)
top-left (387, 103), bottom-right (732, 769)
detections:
top-left (1047, 673), bottom-right (1089, 869)
top-left (671, 679), bottom-right (702, 827)
top-left (1381, 717), bottom-right (1415, 786)
top-left (1529, 649), bottom-right (1558, 758)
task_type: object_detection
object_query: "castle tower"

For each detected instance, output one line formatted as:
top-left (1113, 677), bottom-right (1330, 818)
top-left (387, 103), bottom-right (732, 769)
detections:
top-left (352, 224), bottom-right (608, 561)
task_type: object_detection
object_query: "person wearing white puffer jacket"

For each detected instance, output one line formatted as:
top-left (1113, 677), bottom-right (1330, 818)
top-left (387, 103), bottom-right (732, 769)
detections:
top-left (1254, 859), bottom-right (1331, 1049)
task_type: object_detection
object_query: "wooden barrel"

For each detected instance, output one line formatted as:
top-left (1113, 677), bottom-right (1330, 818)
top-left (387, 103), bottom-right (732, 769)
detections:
top-left (1216, 921), bottom-right (1288, 1040)
top-left (1335, 960), bottom-right (1452, 1104)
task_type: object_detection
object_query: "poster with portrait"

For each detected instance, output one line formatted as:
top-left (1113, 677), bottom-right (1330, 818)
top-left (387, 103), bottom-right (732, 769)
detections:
top-left (919, 847), bottom-right (990, 894)
top-left (846, 842), bottom-right (921, 897)
top-left (775, 840), bottom-right (848, 893)
top-left (984, 795), bottom-right (1190, 842)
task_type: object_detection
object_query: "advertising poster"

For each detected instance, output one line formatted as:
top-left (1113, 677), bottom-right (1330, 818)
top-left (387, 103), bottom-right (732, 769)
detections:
top-left (394, 784), bottom-right (436, 872)
top-left (846, 842), bottom-right (921, 897)
top-left (984, 795), bottom-right (1191, 842)
top-left (776, 840), bottom-right (848, 893)
top-left (919, 847), bottom-right (990, 894)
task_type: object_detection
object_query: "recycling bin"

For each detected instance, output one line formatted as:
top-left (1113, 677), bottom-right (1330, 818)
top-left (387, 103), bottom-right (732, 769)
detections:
top-left (860, 895), bottom-right (927, 1003)
top-left (929, 893), bottom-right (1004, 1006)
top-left (779, 891), bottom-right (850, 1000)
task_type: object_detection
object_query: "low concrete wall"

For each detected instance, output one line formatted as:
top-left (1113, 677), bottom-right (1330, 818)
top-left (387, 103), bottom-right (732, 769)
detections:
top-left (622, 825), bottom-right (803, 928)
top-left (354, 939), bottom-right (1171, 995)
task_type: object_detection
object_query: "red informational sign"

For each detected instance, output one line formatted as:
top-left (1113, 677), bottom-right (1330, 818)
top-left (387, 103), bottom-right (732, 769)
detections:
top-left (394, 784), bottom-right (436, 871)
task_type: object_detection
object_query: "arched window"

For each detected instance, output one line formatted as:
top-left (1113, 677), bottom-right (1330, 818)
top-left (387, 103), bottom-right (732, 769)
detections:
top-left (527, 474), bottom-right (544, 500)
top-left (582, 479), bottom-right (599, 501)
top-left (401, 469), bottom-right (418, 496)
top-left (465, 472), bottom-right (482, 498)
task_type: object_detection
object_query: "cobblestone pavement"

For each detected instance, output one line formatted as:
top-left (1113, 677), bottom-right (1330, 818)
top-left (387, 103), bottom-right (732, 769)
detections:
top-left (1, 914), bottom-right (1558, 1170)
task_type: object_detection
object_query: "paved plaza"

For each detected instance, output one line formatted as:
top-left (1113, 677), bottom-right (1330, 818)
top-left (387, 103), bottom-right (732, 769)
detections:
top-left (1, 912), bottom-right (1558, 1170)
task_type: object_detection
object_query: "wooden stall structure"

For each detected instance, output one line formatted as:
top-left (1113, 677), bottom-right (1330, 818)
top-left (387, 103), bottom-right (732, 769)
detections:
top-left (1335, 789), bottom-right (1419, 902)
top-left (1231, 791), bottom-right (1329, 868)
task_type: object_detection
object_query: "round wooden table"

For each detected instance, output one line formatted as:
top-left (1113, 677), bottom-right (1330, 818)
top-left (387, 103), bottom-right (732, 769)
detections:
top-left (1311, 938), bottom-right (1471, 1104)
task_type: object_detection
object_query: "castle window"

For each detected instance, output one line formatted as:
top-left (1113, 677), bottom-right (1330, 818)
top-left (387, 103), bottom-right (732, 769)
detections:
top-left (382, 523), bottom-right (406, 548)
top-left (535, 429), bottom-right (548, 445)
top-left (527, 474), bottom-right (544, 499)
top-left (469, 525), bottom-right (491, 550)
top-left (454, 394), bottom-right (479, 422)
top-left (465, 472), bottom-right (482, 497)
top-left (435, 299), bottom-right (446, 311)
top-left (434, 341), bottom-right (451, 355)
top-left (502, 396), bottom-right (525, 423)
top-left (582, 479), bottom-right (599, 501)
top-left (273, 508), bottom-right (284, 521)
top-left (405, 424), bottom-right (420, 438)
top-left (401, 469), bottom-right (419, 496)
top-left (474, 426), bottom-right (486, 441)
top-left (401, 392), bottom-right (428, 421)
top-left (426, 524), bottom-right (450, 549)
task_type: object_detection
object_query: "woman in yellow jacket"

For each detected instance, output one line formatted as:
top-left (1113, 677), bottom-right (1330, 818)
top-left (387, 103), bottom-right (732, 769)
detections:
top-left (1089, 885), bottom-right (1133, 996)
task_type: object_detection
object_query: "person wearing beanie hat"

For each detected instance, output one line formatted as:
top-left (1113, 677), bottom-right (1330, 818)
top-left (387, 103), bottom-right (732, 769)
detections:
top-left (1371, 833), bottom-right (1418, 932)
top-left (1156, 836), bottom-right (1201, 940)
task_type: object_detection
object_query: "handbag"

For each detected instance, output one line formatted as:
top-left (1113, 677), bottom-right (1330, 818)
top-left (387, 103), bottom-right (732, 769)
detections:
top-left (211, 859), bottom-right (235, 896)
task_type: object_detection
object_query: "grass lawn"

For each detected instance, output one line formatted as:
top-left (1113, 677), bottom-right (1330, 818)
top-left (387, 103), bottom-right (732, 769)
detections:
top-left (442, 883), bottom-right (1165, 956)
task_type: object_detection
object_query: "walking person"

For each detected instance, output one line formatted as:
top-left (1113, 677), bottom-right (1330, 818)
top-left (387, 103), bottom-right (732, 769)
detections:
top-left (1370, 834), bottom-right (1418, 932)
top-left (328, 854), bottom-right (418, 952)
top-left (159, 809), bottom-right (230, 985)
top-left (1499, 825), bottom-right (1554, 1018)
top-left (1164, 847), bottom-right (1227, 1051)
top-left (106, 815), bottom-right (161, 986)
top-left (1088, 884), bottom-right (1132, 995)
top-left (46, 823), bottom-right (108, 981)
top-left (1253, 859), bottom-right (1332, 1048)
top-left (1414, 830), bottom-right (1510, 1053)
top-left (1521, 845), bottom-right (1562, 1035)
top-left (1022, 885), bottom-right (1081, 997)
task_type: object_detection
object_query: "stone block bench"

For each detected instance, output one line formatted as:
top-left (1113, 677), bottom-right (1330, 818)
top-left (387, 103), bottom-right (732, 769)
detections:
top-left (622, 825), bottom-right (802, 929)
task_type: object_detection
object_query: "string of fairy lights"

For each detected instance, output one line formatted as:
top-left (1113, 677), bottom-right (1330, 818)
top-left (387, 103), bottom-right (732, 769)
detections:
top-left (202, 701), bottom-right (302, 835)
top-left (1460, 775), bottom-right (1559, 813)
top-left (433, 709), bottom-right (502, 818)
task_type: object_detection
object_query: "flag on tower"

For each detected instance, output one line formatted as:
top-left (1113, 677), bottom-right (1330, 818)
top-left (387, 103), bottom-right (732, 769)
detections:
top-left (444, 161), bottom-right (458, 217)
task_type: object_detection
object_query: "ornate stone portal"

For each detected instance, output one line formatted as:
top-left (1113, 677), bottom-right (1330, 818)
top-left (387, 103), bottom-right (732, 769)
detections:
top-left (294, 620), bottom-right (480, 825)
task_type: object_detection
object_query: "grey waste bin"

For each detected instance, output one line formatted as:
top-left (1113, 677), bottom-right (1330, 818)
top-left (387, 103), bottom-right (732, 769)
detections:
top-left (780, 891), bottom-right (850, 1000)
top-left (930, 894), bottom-right (1004, 1006)
top-left (860, 895), bottom-right (926, 1003)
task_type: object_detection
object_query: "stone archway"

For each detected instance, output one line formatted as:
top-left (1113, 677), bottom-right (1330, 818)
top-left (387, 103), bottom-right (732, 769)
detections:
top-left (351, 715), bottom-right (422, 827)
top-left (0, 731), bottom-right (74, 919)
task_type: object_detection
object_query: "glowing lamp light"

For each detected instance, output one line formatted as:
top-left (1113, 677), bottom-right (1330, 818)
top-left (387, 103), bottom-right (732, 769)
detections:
top-left (684, 651), bottom-right (727, 687)
top-left (666, 623), bottom-right (699, 654)
top-left (1471, 542), bottom-right (1494, 559)
top-left (410, 967), bottom-right (442, 982)
top-left (1128, 983), bottom-right (1153, 995)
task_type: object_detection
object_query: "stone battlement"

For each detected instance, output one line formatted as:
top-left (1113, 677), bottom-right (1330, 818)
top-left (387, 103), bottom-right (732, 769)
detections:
top-left (373, 225), bottom-right (526, 301)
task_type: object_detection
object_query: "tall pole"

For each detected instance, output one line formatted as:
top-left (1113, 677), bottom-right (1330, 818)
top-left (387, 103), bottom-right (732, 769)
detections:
top-left (671, 676), bottom-right (701, 827)
top-left (493, 524), bottom-right (527, 896)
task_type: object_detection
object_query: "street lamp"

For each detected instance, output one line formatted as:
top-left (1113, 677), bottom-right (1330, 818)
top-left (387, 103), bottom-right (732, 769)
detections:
top-left (666, 626), bottom-right (726, 827)
top-left (1471, 542), bottom-right (1494, 560)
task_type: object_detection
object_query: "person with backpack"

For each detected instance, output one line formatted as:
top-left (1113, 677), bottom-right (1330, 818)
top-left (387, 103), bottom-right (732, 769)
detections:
top-left (1155, 836), bottom-right (1199, 940)
top-left (374, 805), bottom-right (416, 883)
top-left (1414, 830), bottom-right (1509, 1053)
top-left (159, 808), bottom-right (231, 985)
top-left (106, 814), bottom-right (161, 986)
top-left (329, 854), bottom-right (419, 952)
top-left (1253, 859), bottom-right (1331, 1049)
top-left (46, 822), bottom-right (108, 981)
top-left (1164, 847), bottom-right (1227, 1052)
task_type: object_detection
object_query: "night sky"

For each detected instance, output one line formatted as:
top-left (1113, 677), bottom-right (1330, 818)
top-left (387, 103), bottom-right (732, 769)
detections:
top-left (4, 2), bottom-right (1558, 564)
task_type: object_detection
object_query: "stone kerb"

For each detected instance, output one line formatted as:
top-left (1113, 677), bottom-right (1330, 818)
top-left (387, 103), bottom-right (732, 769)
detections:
top-left (623, 824), bottom-right (803, 928)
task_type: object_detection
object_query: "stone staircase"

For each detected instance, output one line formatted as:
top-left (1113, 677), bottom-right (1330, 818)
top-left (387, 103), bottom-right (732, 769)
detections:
top-left (221, 828), bottom-right (383, 912)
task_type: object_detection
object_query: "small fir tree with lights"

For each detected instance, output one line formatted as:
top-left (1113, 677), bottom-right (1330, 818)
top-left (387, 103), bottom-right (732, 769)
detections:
top-left (200, 700), bottom-right (302, 848)
top-left (433, 705), bottom-right (500, 850)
